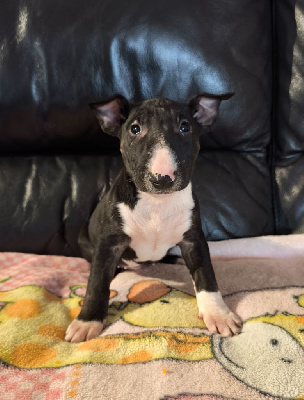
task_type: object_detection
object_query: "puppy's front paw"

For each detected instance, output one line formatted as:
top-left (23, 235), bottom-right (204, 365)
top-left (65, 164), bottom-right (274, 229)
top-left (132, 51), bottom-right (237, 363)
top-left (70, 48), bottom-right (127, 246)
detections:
top-left (65, 319), bottom-right (105, 343)
top-left (197, 291), bottom-right (242, 337)
top-left (199, 310), bottom-right (242, 337)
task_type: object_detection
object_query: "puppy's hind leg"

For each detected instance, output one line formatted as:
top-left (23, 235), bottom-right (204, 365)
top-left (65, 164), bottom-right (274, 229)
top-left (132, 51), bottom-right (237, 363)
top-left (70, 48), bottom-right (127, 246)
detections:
top-left (78, 222), bottom-right (94, 262)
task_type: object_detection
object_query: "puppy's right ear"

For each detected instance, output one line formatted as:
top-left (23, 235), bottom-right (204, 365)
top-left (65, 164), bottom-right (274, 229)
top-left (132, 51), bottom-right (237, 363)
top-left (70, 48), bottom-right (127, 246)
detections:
top-left (189, 92), bottom-right (234, 126)
top-left (89, 95), bottom-right (129, 137)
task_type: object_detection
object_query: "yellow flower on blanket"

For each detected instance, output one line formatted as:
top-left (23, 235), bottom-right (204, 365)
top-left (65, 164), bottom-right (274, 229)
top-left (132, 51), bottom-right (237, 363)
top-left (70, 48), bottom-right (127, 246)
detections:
top-left (0, 281), bottom-right (212, 369)
top-left (107, 280), bottom-right (207, 329)
top-left (0, 284), bottom-right (84, 367)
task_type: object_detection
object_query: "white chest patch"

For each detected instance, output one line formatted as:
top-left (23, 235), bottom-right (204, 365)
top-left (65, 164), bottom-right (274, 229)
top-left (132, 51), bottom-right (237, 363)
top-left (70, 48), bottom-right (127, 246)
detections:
top-left (117, 183), bottom-right (194, 262)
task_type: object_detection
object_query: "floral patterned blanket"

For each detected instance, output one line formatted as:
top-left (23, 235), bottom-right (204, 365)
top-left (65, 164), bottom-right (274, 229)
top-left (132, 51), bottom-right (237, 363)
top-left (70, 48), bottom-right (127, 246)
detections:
top-left (0, 235), bottom-right (303, 400)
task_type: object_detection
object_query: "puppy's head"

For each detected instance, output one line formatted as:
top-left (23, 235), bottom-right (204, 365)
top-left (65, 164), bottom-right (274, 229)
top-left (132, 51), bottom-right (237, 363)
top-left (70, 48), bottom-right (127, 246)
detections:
top-left (90, 93), bottom-right (233, 194)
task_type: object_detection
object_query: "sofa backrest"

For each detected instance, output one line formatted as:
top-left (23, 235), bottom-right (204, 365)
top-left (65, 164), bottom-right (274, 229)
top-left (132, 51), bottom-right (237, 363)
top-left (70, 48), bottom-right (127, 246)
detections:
top-left (0, 0), bottom-right (302, 255)
top-left (274, 0), bottom-right (304, 234)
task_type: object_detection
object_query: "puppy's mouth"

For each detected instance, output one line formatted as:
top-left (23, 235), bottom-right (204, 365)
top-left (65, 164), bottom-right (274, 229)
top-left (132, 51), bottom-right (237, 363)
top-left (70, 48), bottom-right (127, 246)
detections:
top-left (139, 173), bottom-right (186, 194)
top-left (149, 173), bottom-right (174, 191)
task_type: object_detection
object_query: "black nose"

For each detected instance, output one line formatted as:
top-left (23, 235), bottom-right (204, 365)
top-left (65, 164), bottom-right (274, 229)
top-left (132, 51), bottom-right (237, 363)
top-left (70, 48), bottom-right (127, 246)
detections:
top-left (149, 174), bottom-right (174, 190)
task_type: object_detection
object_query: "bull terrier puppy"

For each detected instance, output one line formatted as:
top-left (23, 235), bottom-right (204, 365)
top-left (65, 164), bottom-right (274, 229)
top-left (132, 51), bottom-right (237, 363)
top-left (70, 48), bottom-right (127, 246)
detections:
top-left (65, 93), bottom-right (242, 343)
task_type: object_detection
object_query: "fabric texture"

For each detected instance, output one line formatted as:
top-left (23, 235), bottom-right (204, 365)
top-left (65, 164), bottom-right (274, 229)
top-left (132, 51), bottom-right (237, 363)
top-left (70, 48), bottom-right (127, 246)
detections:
top-left (0, 235), bottom-right (303, 399)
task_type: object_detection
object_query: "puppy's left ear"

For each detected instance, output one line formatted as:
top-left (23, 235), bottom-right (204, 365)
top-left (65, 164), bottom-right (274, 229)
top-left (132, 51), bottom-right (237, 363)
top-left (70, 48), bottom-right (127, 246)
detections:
top-left (90, 95), bottom-right (129, 137)
top-left (189, 92), bottom-right (234, 126)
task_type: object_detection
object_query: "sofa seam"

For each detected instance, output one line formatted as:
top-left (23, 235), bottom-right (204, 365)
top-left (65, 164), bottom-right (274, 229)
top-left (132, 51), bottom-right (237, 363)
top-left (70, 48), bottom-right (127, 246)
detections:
top-left (270, 0), bottom-right (279, 235)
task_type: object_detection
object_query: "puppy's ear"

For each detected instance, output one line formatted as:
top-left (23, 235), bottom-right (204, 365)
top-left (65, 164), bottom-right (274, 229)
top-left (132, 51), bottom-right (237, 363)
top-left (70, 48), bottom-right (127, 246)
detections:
top-left (189, 92), bottom-right (234, 126)
top-left (90, 95), bottom-right (129, 137)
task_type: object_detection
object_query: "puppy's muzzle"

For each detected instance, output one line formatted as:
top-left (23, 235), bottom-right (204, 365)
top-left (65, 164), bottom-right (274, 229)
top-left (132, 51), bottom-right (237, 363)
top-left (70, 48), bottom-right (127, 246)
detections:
top-left (149, 173), bottom-right (174, 191)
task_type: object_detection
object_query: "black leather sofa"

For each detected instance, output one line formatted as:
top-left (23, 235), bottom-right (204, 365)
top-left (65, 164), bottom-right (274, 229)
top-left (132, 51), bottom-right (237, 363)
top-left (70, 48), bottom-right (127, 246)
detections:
top-left (0, 0), bottom-right (303, 257)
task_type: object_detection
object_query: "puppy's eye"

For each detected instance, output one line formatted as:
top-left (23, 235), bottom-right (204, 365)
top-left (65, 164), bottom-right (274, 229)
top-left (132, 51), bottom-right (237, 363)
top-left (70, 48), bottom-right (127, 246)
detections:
top-left (180, 121), bottom-right (191, 133)
top-left (130, 124), bottom-right (141, 135)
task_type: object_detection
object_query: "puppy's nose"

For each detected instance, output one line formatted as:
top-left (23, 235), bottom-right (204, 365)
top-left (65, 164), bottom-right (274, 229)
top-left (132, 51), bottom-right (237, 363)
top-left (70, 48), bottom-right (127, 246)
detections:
top-left (149, 173), bottom-right (174, 190)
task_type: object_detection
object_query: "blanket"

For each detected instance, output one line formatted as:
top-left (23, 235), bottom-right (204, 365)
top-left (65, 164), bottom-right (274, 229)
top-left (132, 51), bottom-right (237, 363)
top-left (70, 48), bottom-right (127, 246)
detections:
top-left (0, 235), bottom-right (303, 400)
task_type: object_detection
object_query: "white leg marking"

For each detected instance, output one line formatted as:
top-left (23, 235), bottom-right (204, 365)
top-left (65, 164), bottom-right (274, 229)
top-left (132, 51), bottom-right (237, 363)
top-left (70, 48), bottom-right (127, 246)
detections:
top-left (65, 319), bottom-right (105, 343)
top-left (196, 291), bottom-right (242, 337)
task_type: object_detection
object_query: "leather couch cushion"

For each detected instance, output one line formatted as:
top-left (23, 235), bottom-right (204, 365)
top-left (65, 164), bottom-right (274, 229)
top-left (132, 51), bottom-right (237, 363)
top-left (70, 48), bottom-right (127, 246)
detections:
top-left (0, 151), bottom-right (273, 255)
top-left (0, 0), bottom-right (271, 153)
top-left (0, 0), bottom-right (276, 254)
top-left (274, 0), bottom-right (304, 234)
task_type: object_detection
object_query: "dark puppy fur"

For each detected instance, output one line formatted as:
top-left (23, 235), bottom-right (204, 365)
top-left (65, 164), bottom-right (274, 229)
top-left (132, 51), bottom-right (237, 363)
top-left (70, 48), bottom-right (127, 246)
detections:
top-left (65, 94), bottom-right (242, 343)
